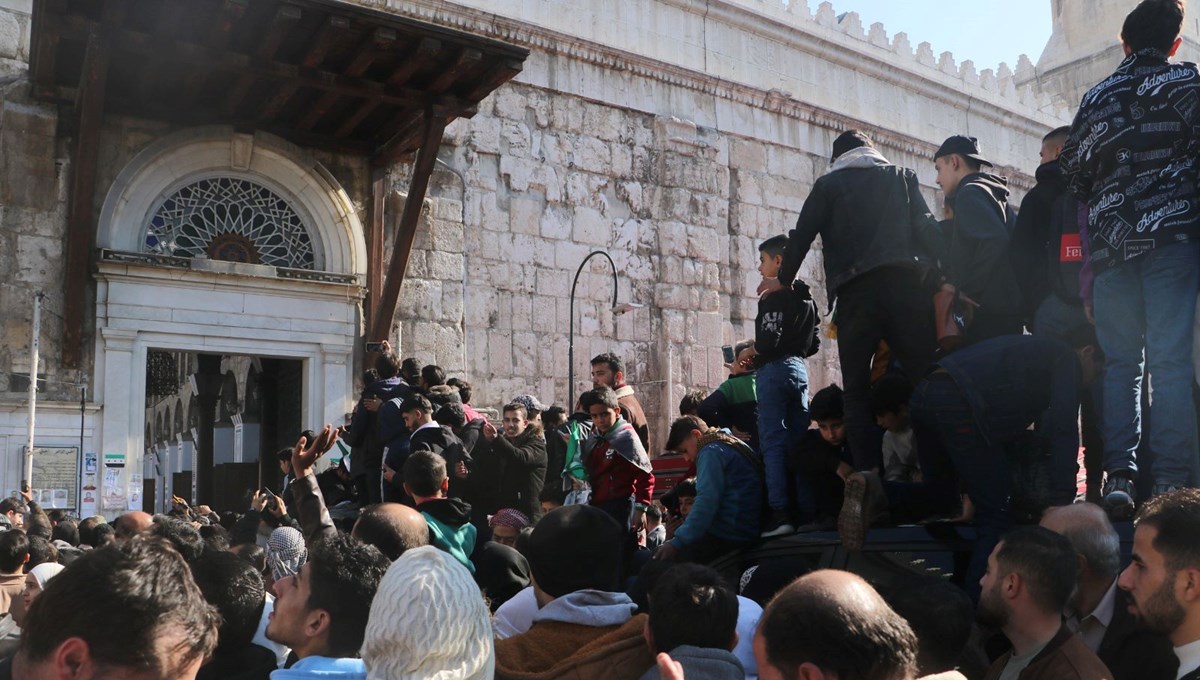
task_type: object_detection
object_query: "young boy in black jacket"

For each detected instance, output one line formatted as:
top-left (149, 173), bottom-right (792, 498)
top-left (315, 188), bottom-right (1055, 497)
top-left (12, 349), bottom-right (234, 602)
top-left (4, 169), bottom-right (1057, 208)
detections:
top-left (739, 234), bottom-right (820, 536)
top-left (789, 385), bottom-right (854, 529)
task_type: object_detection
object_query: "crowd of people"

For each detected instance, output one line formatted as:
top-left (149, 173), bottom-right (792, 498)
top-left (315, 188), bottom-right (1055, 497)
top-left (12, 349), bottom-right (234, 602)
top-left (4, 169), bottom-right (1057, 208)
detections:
top-left (5, 1), bottom-right (1200, 679)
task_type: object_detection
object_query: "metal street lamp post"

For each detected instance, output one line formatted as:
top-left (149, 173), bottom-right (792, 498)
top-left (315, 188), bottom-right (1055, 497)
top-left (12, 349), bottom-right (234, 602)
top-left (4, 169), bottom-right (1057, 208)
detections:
top-left (568, 250), bottom-right (641, 409)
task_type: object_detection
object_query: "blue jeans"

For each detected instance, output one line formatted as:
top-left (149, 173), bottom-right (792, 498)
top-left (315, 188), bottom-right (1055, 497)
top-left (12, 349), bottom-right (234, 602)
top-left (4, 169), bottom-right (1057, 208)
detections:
top-left (1094, 241), bottom-right (1200, 486)
top-left (756, 356), bottom-right (810, 516)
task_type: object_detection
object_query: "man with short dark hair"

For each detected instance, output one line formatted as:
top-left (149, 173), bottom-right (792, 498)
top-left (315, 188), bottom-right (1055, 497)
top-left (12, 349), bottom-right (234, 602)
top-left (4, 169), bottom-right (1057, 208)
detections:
top-left (2, 535), bottom-right (220, 680)
top-left (580, 388), bottom-right (655, 533)
top-left (382, 394), bottom-right (469, 503)
top-left (1118, 488), bottom-right (1200, 680)
top-left (403, 450), bottom-right (476, 573)
top-left (0, 500), bottom-right (23, 531)
top-left (755, 569), bottom-right (917, 680)
top-left (761, 129), bottom-right (944, 479)
top-left (190, 550), bottom-right (278, 680)
top-left (934, 134), bottom-right (1023, 343)
top-left (151, 515), bottom-right (205, 562)
top-left (979, 526), bottom-right (1111, 680)
top-left (1041, 503), bottom-right (1176, 680)
top-left (482, 403), bottom-right (548, 521)
top-left (1060, 0), bottom-right (1200, 513)
top-left (495, 505), bottom-right (654, 679)
top-left (655, 416), bottom-right (763, 564)
top-left (0, 531), bottom-right (28, 616)
top-left (419, 364), bottom-right (446, 391)
top-left (641, 564), bottom-right (742, 680)
top-left (265, 533), bottom-right (390, 679)
top-left (591, 353), bottom-right (651, 452)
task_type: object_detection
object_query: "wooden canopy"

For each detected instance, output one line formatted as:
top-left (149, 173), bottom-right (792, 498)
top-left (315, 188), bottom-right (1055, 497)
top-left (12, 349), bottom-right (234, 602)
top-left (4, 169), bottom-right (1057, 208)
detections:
top-left (29, 0), bottom-right (527, 365)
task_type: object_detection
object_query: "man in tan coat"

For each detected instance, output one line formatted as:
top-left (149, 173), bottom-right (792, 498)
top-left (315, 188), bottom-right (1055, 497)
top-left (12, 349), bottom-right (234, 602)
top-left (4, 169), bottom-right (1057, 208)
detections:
top-left (495, 505), bottom-right (653, 680)
top-left (0, 530), bottom-right (28, 616)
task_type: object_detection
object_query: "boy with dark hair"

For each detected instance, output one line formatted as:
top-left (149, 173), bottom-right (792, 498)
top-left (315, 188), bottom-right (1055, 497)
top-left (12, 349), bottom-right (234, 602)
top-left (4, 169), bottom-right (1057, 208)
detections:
top-left (641, 564), bottom-right (742, 679)
top-left (265, 533), bottom-right (390, 678)
top-left (677, 390), bottom-right (707, 418)
top-left (698, 339), bottom-right (759, 447)
top-left (740, 234), bottom-right (819, 537)
top-left (790, 385), bottom-right (855, 529)
top-left (664, 478), bottom-right (697, 542)
top-left (871, 374), bottom-right (919, 483)
top-left (482, 403), bottom-right (548, 521)
top-left (657, 416), bottom-right (764, 563)
top-left (419, 364), bottom-right (446, 391)
top-left (644, 505), bottom-right (666, 550)
top-left (591, 352), bottom-right (652, 452)
top-left (402, 450), bottom-right (476, 573)
top-left (580, 387), bottom-right (655, 533)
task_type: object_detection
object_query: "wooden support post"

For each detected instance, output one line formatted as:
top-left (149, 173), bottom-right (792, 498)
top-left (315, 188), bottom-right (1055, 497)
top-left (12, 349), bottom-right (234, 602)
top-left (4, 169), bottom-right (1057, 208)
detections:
top-left (61, 26), bottom-right (112, 368)
top-left (364, 167), bottom-right (386, 336)
top-left (368, 111), bottom-right (446, 343)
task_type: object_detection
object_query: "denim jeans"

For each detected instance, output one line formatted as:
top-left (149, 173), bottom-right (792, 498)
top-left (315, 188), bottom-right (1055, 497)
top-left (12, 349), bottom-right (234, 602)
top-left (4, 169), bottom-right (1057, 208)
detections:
top-left (834, 266), bottom-right (937, 472)
top-left (1094, 241), bottom-right (1200, 486)
top-left (757, 356), bottom-right (809, 516)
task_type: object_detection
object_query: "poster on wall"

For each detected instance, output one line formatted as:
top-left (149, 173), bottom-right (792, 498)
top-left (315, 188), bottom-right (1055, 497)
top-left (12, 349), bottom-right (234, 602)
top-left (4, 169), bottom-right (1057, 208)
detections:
top-left (128, 472), bottom-right (142, 511)
top-left (80, 452), bottom-right (99, 517)
top-left (102, 453), bottom-right (127, 511)
top-left (31, 447), bottom-right (79, 511)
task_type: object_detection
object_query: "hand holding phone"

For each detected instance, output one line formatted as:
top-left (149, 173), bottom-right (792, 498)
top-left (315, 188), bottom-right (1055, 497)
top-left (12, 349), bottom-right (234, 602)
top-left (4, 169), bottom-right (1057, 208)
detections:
top-left (721, 345), bottom-right (735, 364)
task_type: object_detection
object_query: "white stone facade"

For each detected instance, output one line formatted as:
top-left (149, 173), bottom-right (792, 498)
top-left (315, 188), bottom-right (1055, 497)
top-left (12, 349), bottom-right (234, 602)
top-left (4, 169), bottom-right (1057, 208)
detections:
top-left (0, 0), bottom-right (1074, 505)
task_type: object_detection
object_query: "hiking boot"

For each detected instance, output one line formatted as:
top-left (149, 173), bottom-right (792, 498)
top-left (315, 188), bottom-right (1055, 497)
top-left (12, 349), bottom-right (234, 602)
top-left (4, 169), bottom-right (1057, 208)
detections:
top-left (760, 510), bottom-right (795, 538)
top-left (1102, 472), bottom-right (1137, 520)
top-left (839, 471), bottom-right (886, 551)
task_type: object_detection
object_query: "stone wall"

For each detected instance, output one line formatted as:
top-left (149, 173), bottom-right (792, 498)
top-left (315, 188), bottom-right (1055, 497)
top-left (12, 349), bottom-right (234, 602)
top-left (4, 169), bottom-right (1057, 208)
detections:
top-left (386, 0), bottom-right (1067, 443)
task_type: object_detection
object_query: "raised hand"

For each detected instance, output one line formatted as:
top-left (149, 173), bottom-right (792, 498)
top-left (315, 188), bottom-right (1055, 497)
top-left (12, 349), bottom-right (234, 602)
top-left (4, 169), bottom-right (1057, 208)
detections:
top-left (292, 424), bottom-right (339, 478)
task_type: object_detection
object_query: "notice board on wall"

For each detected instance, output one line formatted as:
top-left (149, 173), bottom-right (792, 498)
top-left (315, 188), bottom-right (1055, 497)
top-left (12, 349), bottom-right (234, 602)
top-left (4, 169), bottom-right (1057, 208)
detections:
top-left (32, 447), bottom-right (79, 510)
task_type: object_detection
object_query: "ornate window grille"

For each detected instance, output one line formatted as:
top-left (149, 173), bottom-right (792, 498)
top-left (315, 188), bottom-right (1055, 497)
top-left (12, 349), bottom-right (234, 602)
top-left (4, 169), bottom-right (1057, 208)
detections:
top-left (144, 177), bottom-right (316, 269)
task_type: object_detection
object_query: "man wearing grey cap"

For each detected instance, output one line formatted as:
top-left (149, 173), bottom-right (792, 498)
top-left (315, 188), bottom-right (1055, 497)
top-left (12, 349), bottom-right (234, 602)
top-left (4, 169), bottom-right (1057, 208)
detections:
top-left (933, 134), bottom-right (1024, 344)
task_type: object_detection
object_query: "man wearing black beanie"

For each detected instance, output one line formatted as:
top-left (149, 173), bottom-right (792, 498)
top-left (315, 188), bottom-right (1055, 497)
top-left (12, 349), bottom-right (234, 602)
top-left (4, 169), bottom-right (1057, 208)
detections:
top-left (759, 129), bottom-right (947, 474)
top-left (494, 505), bottom-right (654, 679)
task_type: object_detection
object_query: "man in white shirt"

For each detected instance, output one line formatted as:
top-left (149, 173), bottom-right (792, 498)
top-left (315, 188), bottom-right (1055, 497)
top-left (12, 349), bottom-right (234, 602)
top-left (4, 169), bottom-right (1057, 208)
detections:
top-left (1118, 489), bottom-right (1200, 680)
top-left (1043, 503), bottom-right (1177, 679)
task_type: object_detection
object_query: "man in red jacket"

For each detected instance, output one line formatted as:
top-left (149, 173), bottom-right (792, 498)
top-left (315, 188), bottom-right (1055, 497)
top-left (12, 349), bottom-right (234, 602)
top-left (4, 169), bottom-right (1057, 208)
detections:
top-left (580, 387), bottom-right (655, 533)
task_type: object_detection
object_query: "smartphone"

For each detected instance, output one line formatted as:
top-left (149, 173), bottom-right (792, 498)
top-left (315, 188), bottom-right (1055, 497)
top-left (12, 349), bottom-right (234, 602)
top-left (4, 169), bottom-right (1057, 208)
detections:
top-left (365, 341), bottom-right (383, 353)
top-left (721, 345), bottom-right (736, 364)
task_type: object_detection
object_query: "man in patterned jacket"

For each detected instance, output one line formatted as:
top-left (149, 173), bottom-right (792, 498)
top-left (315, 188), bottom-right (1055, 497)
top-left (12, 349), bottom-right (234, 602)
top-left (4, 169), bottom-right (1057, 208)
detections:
top-left (1060, 0), bottom-right (1200, 517)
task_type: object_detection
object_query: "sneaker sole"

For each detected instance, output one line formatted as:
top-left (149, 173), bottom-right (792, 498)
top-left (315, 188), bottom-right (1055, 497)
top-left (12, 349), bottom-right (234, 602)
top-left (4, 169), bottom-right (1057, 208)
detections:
top-left (761, 524), bottom-right (796, 538)
top-left (1103, 494), bottom-right (1135, 521)
top-left (839, 475), bottom-right (869, 551)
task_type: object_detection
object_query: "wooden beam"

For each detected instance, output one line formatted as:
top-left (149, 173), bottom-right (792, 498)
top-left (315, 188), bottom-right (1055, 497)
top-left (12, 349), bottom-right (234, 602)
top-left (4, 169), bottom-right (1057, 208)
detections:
top-left (333, 99), bottom-right (380, 138)
top-left (368, 111), bottom-right (447, 344)
top-left (178, 0), bottom-right (246, 103)
top-left (300, 15), bottom-right (351, 69)
top-left (364, 167), bottom-right (386, 336)
top-left (464, 57), bottom-right (526, 102)
top-left (258, 81), bottom-right (299, 123)
top-left (296, 26), bottom-right (394, 132)
top-left (29, 0), bottom-right (67, 98)
top-left (386, 37), bottom-right (440, 87)
top-left (222, 3), bottom-right (301, 116)
top-left (135, 0), bottom-right (188, 103)
top-left (427, 48), bottom-right (482, 93)
top-left (61, 25), bottom-right (113, 368)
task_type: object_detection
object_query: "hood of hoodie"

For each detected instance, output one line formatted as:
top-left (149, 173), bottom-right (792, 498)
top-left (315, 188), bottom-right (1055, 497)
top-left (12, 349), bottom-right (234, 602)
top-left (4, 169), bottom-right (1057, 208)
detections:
top-left (419, 497), bottom-right (472, 527)
top-left (533, 589), bottom-right (638, 628)
top-left (828, 146), bottom-right (891, 173)
top-left (365, 377), bottom-right (410, 401)
top-left (1034, 159), bottom-right (1063, 186)
top-left (956, 171), bottom-right (1010, 203)
top-left (270, 655), bottom-right (366, 679)
top-left (638, 645), bottom-right (745, 680)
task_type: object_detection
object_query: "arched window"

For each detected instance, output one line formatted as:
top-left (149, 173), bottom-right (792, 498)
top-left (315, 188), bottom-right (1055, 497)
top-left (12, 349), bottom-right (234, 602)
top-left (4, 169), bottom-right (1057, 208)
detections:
top-left (144, 176), bottom-right (316, 269)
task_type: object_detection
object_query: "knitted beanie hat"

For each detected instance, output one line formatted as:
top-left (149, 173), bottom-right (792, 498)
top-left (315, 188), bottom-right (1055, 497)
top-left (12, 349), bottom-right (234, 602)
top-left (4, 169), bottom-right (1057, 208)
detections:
top-left (488, 508), bottom-right (530, 531)
top-left (266, 526), bottom-right (307, 582)
top-left (362, 546), bottom-right (494, 680)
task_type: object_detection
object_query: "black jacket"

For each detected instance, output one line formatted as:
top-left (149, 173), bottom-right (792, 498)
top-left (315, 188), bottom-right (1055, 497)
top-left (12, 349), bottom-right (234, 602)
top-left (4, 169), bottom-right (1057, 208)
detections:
top-left (1012, 160), bottom-right (1068, 319)
top-left (1061, 49), bottom-right (1200, 271)
top-left (490, 426), bottom-right (548, 521)
top-left (945, 172), bottom-right (1023, 330)
top-left (1097, 587), bottom-right (1178, 680)
top-left (753, 281), bottom-right (819, 367)
top-left (779, 147), bottom-right (944, 301)
top-left (388, 424), bottom-right (469, 498)
top-left (343, 377), bottom-right (412, 470)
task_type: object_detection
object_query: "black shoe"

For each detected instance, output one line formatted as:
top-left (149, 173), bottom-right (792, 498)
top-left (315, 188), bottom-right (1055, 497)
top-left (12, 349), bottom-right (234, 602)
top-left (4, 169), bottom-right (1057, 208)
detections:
top-left (761, 510), bottom-right (795, 538)
top-left (1102, 472), bottom-right (1136, 520)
